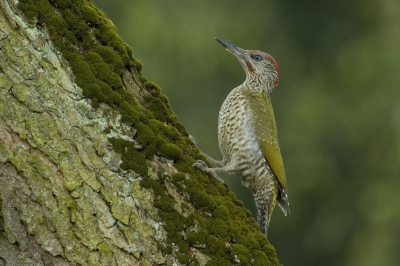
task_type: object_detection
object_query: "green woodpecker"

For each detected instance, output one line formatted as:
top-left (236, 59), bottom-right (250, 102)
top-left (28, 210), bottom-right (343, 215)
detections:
top-left (193, 38), bottom-right (289, 236)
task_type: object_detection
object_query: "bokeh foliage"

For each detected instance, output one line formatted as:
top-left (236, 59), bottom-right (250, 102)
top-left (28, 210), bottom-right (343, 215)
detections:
top-left (93, 0), bottom-right (400, 265)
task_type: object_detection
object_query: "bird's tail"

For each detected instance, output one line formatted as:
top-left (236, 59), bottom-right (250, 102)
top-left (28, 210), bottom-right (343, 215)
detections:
top-left (277, 190), bottom-right (290, 216)
top-left (257, 207), bottom-right (269, 236)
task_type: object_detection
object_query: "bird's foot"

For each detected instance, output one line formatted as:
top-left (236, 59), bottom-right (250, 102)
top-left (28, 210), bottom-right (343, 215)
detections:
top-left (192, 160), bottom-right (225, 184)
top-left (192, 159), bottom-right (208, 171)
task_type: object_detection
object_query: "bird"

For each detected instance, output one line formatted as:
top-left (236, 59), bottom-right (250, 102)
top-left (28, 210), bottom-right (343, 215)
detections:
top-left (193, 38), bottom-right (289, 236)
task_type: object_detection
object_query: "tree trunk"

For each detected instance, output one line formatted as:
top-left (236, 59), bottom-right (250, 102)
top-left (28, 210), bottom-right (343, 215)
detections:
top-left (0, 0), bottom-right (281, 265)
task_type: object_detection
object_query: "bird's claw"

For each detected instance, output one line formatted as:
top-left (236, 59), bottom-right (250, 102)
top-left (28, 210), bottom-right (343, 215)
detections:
top-left (192, 160), bottom-right (225, 184)
top-left (192, 159), bottom-right (208, 170)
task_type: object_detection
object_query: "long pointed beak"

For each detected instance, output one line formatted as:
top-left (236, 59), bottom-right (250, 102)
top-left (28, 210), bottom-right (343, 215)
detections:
top-left (215, 38), bottom-right (246, 58)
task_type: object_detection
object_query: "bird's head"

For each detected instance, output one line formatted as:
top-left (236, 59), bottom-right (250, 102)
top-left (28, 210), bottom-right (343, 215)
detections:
top-left (216, 38), bottom-right (280, 93)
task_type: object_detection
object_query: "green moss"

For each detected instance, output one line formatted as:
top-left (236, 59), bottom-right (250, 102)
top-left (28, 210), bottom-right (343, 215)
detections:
top-left (101, 82), bottom-right (123, 104)
top-left (147, 119), bottom-right (166, 135)
top-left (171, 172), bottom-right (185, 183)
top-left (97, 66), bottom-right (123, 90)
top-left (212, 205), bottom-right (230, 219)
top-left (164, 218), bottom-right (184, 233)
top-left (144, 95), bottom-right (170, 122)
top-left (146, 81), bottom-right (161, 96)
top-left (158, 143), bottom-right (183, 160)
top-left (177, 254), bottom-right (190, 264)
top-left (231, 243), bottom-right (251, 264)
top-left (122, 152), bottom-right (147, 175)
top-left (56, 0), bottom-right (71, 9)
top-left (140, 177), bottom-right (165, 197)
top-left (186, 186), bottom-right (210, 209)
top-left (63, 9), bottom-right (91, 40)
top-left (159, 94), bottom-right (170, 107)
top-left (119, 101), bottom-right (141, 125)
top-left (157, 242), bottom-right (172, 254)
top-left (94, 45), bottom-right (125, 75)
top-left (251, 250), bottom-right (270, 265)
top-left (207, 218), bottom-right (230, 241)
top-left (43, 15), bottom-right (68, 38)
top-left (108, 138), bottom-right (147, 176)
top-left (175, 121), bottom-right (189, 136)
top-left (186, 229), bottom-right (209, 246)
top-left (81, 5), bottom-right (98, 24)
top-left (206, 259), bottom-right (232, 266)
top-left (140, 174), bottom-right (193, 257)
top-left (139, 75), bottom-right (147, 83)
top-left (135, 122), bottom-right (155, 145)
top-left (227, 191), bottom-right (244, 207)
top-left (119, 90), bottom-right (138, 106)
top-left (141, 136), bottom-right (162, 159)
top-left (147, 121), bottom-right (190, 159)
top-left (17, 0), bottom-right (38, 22)
top-left (205, 235), bottom-right (225, 256)
top-left (173, 159), bottom-right (197, 175)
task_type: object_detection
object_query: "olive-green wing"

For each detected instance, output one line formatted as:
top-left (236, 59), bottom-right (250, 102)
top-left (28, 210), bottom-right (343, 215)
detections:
top-left (245, 90), bottom-right (288, 192)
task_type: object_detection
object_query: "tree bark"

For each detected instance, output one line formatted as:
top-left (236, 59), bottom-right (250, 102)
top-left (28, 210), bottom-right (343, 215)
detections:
top-left (0, 0), bottom-right (281, 265)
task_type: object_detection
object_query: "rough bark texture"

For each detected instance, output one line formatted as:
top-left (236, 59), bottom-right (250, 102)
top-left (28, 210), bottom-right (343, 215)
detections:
top-left (0, 0), bottom-right (281, 265)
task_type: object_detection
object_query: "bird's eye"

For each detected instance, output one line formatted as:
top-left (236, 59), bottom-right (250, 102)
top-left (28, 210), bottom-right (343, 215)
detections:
top-left (252, 54), bottom-right (263, 61)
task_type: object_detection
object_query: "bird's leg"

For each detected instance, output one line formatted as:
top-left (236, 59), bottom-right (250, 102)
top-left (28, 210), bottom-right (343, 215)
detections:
top-left (190, 134), bottom-right (227, 182)
top-left (192, 159), bottom-right (238, 184)
top-left (200, 152), bottom-right (226, 168)
top-left (190, 134), bottom-right (225, 167)
top-left (192, 160), bottom-right (225, 184)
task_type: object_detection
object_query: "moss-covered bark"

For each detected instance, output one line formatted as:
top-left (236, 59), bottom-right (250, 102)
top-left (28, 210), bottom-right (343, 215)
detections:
top-left (0, 0), bottom-right (282, 265)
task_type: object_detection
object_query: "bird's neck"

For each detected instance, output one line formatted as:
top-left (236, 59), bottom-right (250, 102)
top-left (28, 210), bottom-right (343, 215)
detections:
top-left (243, 77), bottom-right (274, 95)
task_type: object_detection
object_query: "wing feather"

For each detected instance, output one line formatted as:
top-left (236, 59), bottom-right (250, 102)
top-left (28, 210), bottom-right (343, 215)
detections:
top-left (244, 90), bottom-right (289, 214)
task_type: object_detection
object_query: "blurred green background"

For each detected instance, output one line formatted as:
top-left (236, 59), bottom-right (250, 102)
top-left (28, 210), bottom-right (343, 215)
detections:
top-left (93, 0), bottom-right (400, 265)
